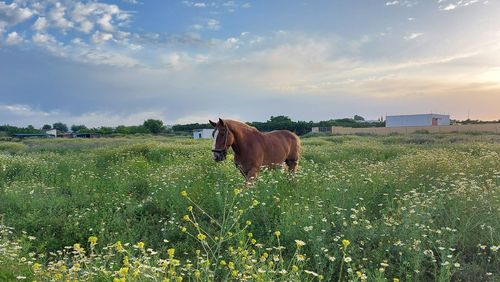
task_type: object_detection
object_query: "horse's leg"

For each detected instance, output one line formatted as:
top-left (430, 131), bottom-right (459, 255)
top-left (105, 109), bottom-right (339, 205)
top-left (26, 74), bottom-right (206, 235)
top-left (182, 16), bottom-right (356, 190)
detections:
top-left (244, 166), bottom-right (260, 186)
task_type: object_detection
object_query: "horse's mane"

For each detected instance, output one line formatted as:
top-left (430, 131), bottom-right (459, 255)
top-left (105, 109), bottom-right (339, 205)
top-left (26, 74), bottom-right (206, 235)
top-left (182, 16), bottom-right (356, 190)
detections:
top-left (224, 119), bottom-right (259, 134)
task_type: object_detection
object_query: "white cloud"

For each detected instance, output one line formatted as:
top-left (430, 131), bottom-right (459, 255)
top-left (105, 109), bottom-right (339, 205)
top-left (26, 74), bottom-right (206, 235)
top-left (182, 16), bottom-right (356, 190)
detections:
top-left (5, 31), bottom-right (23, 45)
top-left (48, 2), bottom-right (74, 31)
top-left (386, 1), bottom-right (399, 6)
top-left (32, 17), bottom-right (47, 31)
top-left (32, 32), bottom-right (55, 44)
top-left (0, 2), bottom-right (33, 26)
top-left (91, 30), bottom-right (113, 44)
top-left (206, 19), bottom-right (220, 30)
top-left (404, 32), bottom-right (423, 40)
top-left (439, 0), bottom-right (480, 11)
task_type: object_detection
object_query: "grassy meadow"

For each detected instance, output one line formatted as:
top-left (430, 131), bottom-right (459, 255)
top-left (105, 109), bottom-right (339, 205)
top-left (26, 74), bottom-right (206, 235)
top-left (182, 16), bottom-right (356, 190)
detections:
top-left (0, 133), bottom-right (499, 281)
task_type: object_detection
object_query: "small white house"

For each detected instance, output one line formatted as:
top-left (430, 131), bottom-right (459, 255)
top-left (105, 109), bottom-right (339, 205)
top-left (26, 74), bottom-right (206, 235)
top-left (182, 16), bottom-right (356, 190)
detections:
top-left (193, 129), bottom-right (214, 139)
top-left (386, 114), bottom-right (450, 128)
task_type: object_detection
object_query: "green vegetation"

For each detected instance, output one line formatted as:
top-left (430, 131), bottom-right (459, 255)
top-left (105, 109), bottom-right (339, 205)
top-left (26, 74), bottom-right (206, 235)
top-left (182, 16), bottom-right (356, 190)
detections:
top-left (0, 133), bottom-right (499, 281)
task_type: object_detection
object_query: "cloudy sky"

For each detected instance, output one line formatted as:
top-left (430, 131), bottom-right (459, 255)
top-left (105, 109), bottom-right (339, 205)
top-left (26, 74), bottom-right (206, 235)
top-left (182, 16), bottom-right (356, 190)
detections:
top-left (1, 0), bottom-right (499, 127)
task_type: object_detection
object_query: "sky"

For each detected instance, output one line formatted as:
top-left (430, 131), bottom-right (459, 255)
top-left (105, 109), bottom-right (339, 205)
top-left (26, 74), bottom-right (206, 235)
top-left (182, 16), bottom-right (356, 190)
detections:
top-left (0, 0), bottom-right (499, 127)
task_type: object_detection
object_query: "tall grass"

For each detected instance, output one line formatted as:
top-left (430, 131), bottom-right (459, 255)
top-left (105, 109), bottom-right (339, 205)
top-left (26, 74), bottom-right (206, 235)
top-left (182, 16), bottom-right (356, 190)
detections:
top-left (0, 134), bottom-right (499, 281)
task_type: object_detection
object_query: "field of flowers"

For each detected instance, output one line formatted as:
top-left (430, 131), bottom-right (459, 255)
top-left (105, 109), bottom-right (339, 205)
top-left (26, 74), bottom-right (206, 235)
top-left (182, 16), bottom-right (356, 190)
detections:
top-left (0, 133), bottom-right (499, 281)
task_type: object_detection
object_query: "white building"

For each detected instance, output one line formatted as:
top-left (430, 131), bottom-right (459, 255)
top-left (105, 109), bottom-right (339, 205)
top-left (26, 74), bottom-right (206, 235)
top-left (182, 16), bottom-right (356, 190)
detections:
top-left (386, 114), bottom-right (450, 128)
top-left (193, 129), bottom-right (214, 139)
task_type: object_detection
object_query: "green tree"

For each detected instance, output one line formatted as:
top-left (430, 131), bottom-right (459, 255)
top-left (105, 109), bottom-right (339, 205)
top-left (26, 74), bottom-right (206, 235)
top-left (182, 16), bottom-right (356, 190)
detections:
top-left (71, 125), bottom-right (88, 132)
top-left (52, 122), bottom-right (68, 132)
top-left (143, 119), bottom-right (164, 134)
top-left (42, 124), bottom-right (52, 130)
top-left (354, 115), bottom-right (365, 121)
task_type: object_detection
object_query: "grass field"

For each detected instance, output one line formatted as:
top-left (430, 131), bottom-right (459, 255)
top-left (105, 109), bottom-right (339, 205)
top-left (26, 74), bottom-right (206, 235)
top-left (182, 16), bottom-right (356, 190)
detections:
top-left (0, 133), bottom-right (499, 281)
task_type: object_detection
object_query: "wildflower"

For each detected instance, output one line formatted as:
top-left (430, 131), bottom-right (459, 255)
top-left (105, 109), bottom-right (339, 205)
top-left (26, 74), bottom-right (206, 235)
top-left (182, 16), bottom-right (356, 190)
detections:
top-left (119, 267), bottom-right (129, 277)
top-left (176, 276), bottom-right (183, 282)
top-left (344, 257), bottom-right (352, 263)
top-left (252, 199), bottom-right (259, 206)
top-left (234, 188), bottom-right (241, 195)
top-left (187, 206), bottom-right (193, 212)
top-left (228, 262), bottom-right (235, 270)
top-left (33, 263), bottom-right (41, 271)
top-left (231, 270), bottom-right (238, 277)
top-left (295, 240), bottom-right (306, 248)
top-left (115, 241), bottom-right (124, 252)
top-left (394, 279), bottom-right (400, 282)
top-left (123, 256), bottom-right (129, 267)
top-left (168, 248), bottom-right (175, 258)
top-left (454, 263), bottom-right (460, 268)
top-left (246, 220), bottom-right (252, 226)
top-left (274, 231), bottom-right (281, 237)
top-left (342, 239), bottom-right (350, 248)
top-left (297, 254), bottom-right (305, 261)
top-left (292, 265), bottom-right (299, 272)
top-left (220, 260), bottom-right (227, 266)
top-left (88, 236), bottom-right (98, 246)
top-left (183, 215), bottom-right (190, 221)
top-left (197, 233), bottom-right (206, 241)
top-left (136, 242), bottom-right (145, 249)
top-left (194, 270), bottom-right (201, 279)
top-left (114, 278), bottom-right (126, 282)
top-left (181, 191), bottom-right (188, 197)
top-left (181, 227), bottom-right (187, 233)
top-left (172, 259), bottom-right (181, 266)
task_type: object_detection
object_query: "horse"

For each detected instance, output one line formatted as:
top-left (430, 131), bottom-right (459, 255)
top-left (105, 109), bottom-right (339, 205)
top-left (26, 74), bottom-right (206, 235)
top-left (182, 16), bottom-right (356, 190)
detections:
top-left (209, 118), bottom-right (301, 183)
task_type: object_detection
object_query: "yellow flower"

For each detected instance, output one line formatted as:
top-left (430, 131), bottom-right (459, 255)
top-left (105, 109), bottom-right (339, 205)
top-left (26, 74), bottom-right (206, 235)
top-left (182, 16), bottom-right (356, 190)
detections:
top-left (181, 191), bottom-right (188, 197)
top-left (228, 261), bottom-right (235, 270)
top-left (295, 240), bottom-right (306, 248)
top-left (246, 220), bottom-right (252, 226)
top-left (119, 267), bottom-right (129, 277)
top-left (115, 241), bottom-right (124, 252)
top-left (292, 265), bottom-right (299, 272)
top-left (172, 259), bottom-right (181, 266)
top-left (123, 256), bottom-right (129, 267)
top-left (251, 239), bottom-right (257, 244)
top-left (231, 270), bottom-right (238, 277)
top-left (187, 206), bottom-right (193, 212)
top-left (113, 278), bottom-right (126, 282)
top-left (252, 199), bottom-right (259, 206)
top-left (181, 227), bottom-right (187, 233)
top-left (274, 231), bottom-right (281, 237)
top-left (176, 277), bottom-right (183, 282)
top-left (88, 236), bottom-right (97, 246)
top-left (73, 243), bottom-right (82, 252)
top-left (136, 241), bottom-right (145, 249)
top-left (234, 188), bottom-right (241, 195)
top-left (342, 239), bottom-right (350, 248)
top-left (297, 254), bottom-right (305, 261)
top-left (393, 279), bottom-right (400, 282)
top-left (197, 233), bottom-right (206, 241)
top-left (33, 263), bottom-right (41, 271)
top-left (194, 270), bottom-right (201, 279)
top-left (183, 215), bottom-right (190, 222)
top-left (168, 248), bottom-right (175, 258)
top-left (220, 260), bottom-right (227, 266)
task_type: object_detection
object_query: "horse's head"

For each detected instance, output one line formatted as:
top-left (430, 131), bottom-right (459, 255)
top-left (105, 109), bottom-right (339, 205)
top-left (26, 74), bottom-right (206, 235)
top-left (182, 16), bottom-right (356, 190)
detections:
top-left (209, 118), bottom-right (234, 162)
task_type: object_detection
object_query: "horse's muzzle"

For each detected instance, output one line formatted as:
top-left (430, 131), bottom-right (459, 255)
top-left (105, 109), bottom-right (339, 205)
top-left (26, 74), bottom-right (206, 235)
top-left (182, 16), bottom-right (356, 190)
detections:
top-left (212, 150), bottom-right (227, 162)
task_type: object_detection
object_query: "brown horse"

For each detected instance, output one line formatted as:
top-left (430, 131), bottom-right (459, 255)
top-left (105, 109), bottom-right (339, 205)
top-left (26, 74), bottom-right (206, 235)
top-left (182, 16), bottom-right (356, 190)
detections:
top-left (209, 118), bottom-right (301, 183)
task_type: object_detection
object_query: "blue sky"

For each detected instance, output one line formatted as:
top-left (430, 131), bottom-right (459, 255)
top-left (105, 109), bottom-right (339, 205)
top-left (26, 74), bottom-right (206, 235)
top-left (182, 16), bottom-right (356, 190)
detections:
top-left (1, 0), bottom-right (499, 127)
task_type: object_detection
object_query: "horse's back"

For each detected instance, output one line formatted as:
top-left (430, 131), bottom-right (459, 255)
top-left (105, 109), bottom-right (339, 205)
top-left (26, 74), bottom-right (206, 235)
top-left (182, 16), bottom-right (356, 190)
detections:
top-left (262, 130), bottom-right (300, 164)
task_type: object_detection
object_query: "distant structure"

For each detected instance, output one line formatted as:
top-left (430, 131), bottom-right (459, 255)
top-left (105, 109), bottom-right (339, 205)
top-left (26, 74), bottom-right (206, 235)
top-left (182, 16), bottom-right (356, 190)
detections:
top-left (386, 114), bottom-right (450, 128)
top-left (193, 129), bottom-right (214, 139)
top-left (14, 129), bottom-right (57, 138)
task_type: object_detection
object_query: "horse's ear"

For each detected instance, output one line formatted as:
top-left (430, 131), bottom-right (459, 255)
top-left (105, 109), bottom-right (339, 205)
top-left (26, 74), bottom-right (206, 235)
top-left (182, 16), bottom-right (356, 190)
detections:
top-left (209, 120), bottom-right (217, 127)
top-left (218, 118), bottom-right (225, 126)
